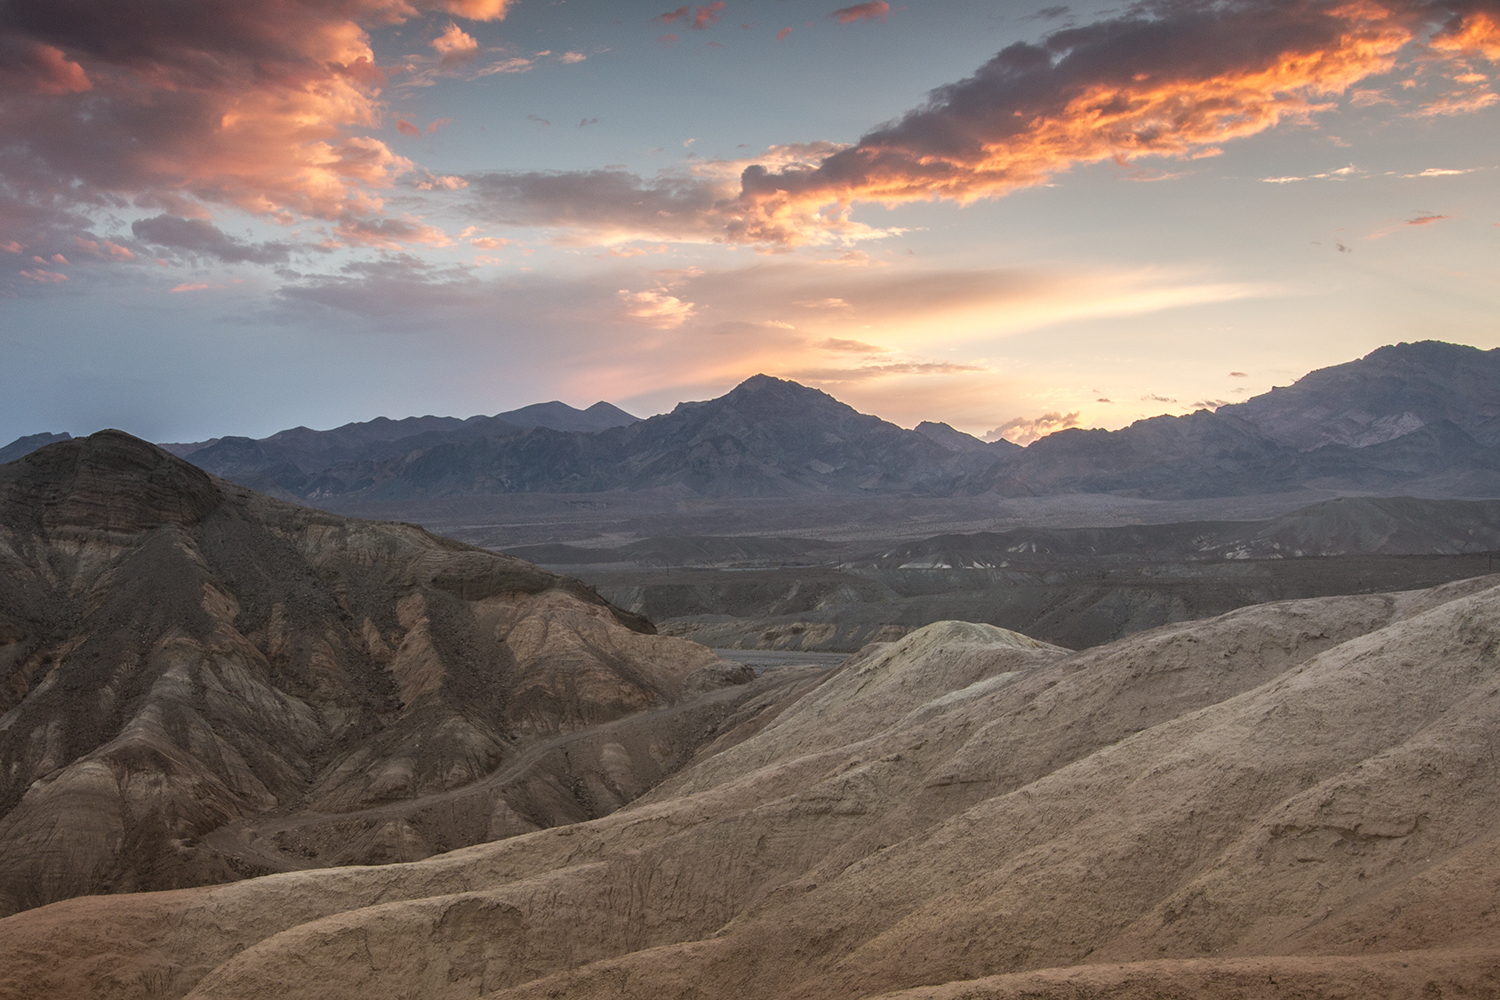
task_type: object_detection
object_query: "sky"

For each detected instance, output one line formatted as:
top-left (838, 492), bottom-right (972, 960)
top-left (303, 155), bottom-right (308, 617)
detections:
top-left (1, 0), bottom-right (1498, 446)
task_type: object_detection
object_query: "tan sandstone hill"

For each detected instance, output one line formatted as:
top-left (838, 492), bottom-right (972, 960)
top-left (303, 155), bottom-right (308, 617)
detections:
top-left (2, 569), bottom-right (1499, 999)
top-left (0, 431), bottom-right (759, 918)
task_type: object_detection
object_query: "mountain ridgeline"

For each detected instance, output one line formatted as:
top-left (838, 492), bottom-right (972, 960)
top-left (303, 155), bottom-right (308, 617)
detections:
top-left (9, 340), bottom-right (1498, 502)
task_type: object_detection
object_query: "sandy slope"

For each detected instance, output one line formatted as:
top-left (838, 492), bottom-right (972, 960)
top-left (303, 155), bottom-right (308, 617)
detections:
top-left (2, 576), bottom-right (1499, 999)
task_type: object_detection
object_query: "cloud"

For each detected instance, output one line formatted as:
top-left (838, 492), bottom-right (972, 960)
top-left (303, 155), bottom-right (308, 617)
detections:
top-left (694, 2), bottom-right (726, 30)
top-left (471, 236), bottom-right (513, 249)
top-left (131, 214), bottom-right (293, 264)
top-left (428, 118), bottom-right (453, 133)
top-left (619, 288), bottom-right (695, 327)
top-left (819, 337), bottom-right (885, 353)
top-left (1228, 371), bottom-right (1248, 377)
top-left (558, 51), bottom-right (587, 63)
top-left (396, 119), bottom-right (422, 137)
top-left (1260, 165), bottom-right (1362, 183)
top-left (659, 33), bottom-right (681, 45)
top-left (718, 0), bottom-right (1484, 246)
top-left (777, 27), bottom-right (793, 40)
top-left (169, 282), bottom-right (211, 293)
top-left (659, 4), bottom-right (723, 30)
top-left (985, 411), bottom-right (1079, 445)
top-left (431, 22), bottom-right (481, 70)
top-left (831, 3), bottom-right (890, 25)
top-left (527, 114), bottom-right (552, 127)
top-left (1406, 213), bottom-right (1450, 225)
top-left (578, 117), bottom-right (599, 128)
top-left (1403, 167), bottom-right (1476, 177)
top-left (0, 0), bottom-right (511, 234)
top-left (72, 236), bottom-right (134, 260)
top-left (19, 268), bottom-right (67, 283)
top-left (1141, 393), bottom-right (1177, 403)
top-left (476, 56), bottom-right (535, 75)
top-left (788, 360), bottom-right (985, 382)
top-left (332, 215), bottom-right (452, 249)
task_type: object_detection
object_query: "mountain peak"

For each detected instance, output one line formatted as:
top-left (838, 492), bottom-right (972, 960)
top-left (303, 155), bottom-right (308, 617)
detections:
top-left (2, 429), bottom-right (221, 532)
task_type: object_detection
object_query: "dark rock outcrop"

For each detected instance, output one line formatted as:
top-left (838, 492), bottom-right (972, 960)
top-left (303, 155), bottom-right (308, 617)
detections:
top-left (0, 431), bottom-right (752, 917)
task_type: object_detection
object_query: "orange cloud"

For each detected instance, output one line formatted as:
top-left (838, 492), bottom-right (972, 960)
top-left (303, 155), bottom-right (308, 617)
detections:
top-left (20, 268), bottom-right (67, 283)
top-left (1431, 9), bottom-right (1500, 60)
top-left (428, 117), bottom-right (453, 133)
top-left (396, 119), bottom-right (421, 136)
top-left (0, 0), bottom-right (510, 239)
top-left (777, 27), bottom-right (793, 40)
top-left (725, 1), bottom-right (1421, 245)
top-left (831, 2), bottom-right (890, 25)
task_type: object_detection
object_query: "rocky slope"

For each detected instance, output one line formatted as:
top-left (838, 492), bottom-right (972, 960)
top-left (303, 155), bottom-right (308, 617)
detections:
top-left (0, 431), bottom-right (756, 918)
top-left (1220, 340), bottom-right (1500, 449)
top-left (2, 573), bottom-right (1499, 998)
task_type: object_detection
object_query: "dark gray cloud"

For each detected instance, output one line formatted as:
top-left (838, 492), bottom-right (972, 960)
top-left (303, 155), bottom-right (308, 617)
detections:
top-left (131, 214), bottom-right (292, 264)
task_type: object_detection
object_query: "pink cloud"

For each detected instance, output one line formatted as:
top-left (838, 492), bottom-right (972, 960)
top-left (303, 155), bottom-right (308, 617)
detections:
top-left (23, 44), bottom-right (93, 95)
top-left (0, 241), bottom-right (23, 253)
top-left (431, 23), bottom-right (481, 69)
top-left (333, 215), bottom-right (452, 249)
top-left (659, 33), bottom-right (681, 45)
top-left (427, 117), bottom-right (453, 133)
top-left (73, 237), bottom-right (135, 260)
top-left (471, 236), bottom-right (513, 248)
top-left (777, 27), bottom-right (793, 40)
top-left (169, 282), bottom-right (211, 293)
top-left (658, 4), bottom-right (723, 30)
top-left (1407, 214), bottom-right (1450, 225)
top-left (396, 119), bottom-right (422, 137)
top-left (693, 2), bottom-right (726, 30)
top-left (20, 269), bottom-right (68, 283)
top-left (830, 2), bottom-right (890, 25)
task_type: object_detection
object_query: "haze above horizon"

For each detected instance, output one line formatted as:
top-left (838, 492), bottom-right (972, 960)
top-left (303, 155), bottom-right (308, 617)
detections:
top-left (3, 0), bottom-right (1498, 446)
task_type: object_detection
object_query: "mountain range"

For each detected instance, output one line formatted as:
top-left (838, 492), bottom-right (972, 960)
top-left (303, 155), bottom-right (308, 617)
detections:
top-left (5, 340), bottom-right (1499, 501)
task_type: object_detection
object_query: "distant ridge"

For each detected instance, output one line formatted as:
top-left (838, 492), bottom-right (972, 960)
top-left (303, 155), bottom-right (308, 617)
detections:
top-left (0, 432), bottom-right (69, 465)
top-left (7, 341), bottom-right (1498, 502)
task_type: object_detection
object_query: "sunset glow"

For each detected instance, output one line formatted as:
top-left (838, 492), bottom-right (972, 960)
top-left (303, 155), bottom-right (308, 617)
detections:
top-left (2, 0), bottom-right (1498, 444)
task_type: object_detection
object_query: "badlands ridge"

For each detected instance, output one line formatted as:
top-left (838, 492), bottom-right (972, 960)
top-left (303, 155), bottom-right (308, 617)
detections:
top-left (3, 565), bottom-right (1500, 997)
